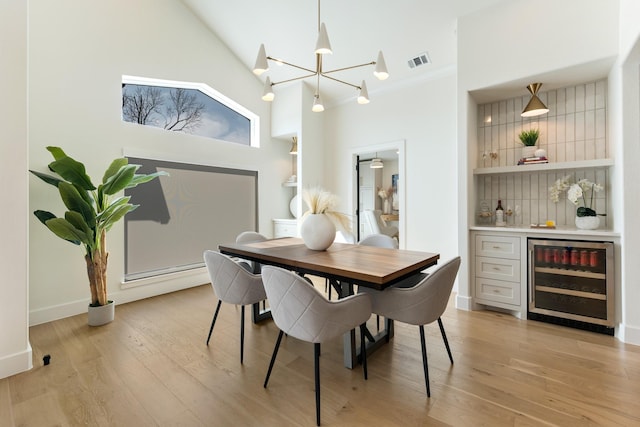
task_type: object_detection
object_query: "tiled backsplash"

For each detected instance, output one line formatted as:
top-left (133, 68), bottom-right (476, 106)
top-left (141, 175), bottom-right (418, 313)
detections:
top-left (475, 80), bottom-right (609, 227)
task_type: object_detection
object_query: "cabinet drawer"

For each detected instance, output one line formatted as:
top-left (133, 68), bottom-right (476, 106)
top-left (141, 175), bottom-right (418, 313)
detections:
top-left (475, 235), bottom-right (520, 259)
top-left (274, 221), bottom-right (297, 238)
top-left (475, 277), bottom-right (521, 306)
top-left (475, 256), bottom-right (520, 282)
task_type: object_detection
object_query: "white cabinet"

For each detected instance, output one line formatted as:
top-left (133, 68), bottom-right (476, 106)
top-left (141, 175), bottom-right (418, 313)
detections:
top-left (273, 218), bottom-right (298, 238)
top-left (473, 233), bottom-right (524, 314)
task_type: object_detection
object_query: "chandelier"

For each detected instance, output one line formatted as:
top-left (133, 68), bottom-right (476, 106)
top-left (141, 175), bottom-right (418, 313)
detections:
top-left (252, 0), bottom-right (389, 112)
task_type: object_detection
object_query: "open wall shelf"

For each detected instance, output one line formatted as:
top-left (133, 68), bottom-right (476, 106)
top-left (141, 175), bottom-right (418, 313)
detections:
top-left (473, 158), bottom-right (614, 175)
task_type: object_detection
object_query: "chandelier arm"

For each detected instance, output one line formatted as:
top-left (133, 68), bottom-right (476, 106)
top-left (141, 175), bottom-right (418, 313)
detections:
top-left (320, 74), bottom-right (360, 90)
top-left (271, 73), bottom-right (319, 86)
top-left (322, 61), bottom-right (377, 75)
top-left (266, 57), bottom-right (317, 74)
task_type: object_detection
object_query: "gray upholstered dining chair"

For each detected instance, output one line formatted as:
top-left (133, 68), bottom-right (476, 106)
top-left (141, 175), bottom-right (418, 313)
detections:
top-left (359, 256), bottom-right (461, 397)
top-left (358, 233), bottom-right (398, 249)
top-left (357, 233), bottom-right (399, 330)
top-left (235, 231), bottom-right (268, 273)
top-left (235, 231), bottom-right (269, 312)
top-left (203, 250), bottom-right (267, 364)
top-left (261, 265), bottom-right (372, 426)
top-left (362, 209), bottom-right (398, 239)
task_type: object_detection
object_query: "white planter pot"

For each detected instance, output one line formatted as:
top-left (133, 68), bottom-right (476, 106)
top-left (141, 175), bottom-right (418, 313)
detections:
top-left (88, 301), bottom-right (115, 326)
top-left (300, 214), bottom-right (336, 251)
top-left (522, 146), bottom-right (537, 158)
top-left (575, 216), bottom-right (600, 230)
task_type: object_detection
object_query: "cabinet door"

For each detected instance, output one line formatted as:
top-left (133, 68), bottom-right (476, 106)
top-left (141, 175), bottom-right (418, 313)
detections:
top-left (475, 235), bottom-right (520, 259)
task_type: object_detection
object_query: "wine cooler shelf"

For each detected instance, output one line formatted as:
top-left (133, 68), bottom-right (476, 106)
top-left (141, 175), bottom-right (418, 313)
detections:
top-left (528, 239), bottom-right (614, 335)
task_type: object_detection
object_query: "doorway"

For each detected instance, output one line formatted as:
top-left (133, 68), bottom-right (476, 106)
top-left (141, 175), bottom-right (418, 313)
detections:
top-left (351, 140), bottom-right (406, 248)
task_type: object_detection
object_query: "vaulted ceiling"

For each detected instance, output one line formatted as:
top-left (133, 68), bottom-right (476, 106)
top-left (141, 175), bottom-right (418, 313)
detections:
top-left (181, 0), bottom-right (508, 107)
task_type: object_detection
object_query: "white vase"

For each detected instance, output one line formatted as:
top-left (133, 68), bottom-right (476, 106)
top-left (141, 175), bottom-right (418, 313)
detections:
top-left (300, 213), bottom-right (336, 250)
top-left (575, 215), bottom-right (600, 230)
top-left (383, 199), bottom-right (391, 214)
top-left (88, 300), bottom-right (115, 326)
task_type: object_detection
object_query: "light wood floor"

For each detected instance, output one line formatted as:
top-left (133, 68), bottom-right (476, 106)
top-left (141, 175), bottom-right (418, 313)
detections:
top-left (2, 280), bottom-right (639, 427)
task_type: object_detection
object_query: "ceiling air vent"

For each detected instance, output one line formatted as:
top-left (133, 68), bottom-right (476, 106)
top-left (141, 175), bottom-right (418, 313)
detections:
top-left (408, 52), bottom-right (431, 69)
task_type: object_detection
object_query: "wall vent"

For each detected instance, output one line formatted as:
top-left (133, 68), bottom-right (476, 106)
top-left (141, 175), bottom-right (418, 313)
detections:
top-left (408, 52), bottom-right (431, 69)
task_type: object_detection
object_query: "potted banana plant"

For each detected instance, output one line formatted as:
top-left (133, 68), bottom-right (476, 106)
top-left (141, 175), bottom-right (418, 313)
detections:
top-left (30, 146), bottom-right (168, 325)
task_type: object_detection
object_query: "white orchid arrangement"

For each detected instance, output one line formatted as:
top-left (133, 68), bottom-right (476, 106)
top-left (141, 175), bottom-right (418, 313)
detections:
top-left (301, 186), bottom-right (351, 231)
top-left (549, 175), bottom-right (603, 217)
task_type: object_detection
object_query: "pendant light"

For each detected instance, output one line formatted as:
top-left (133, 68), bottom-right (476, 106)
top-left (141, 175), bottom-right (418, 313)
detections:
top-left (370, 153), bottom-right (383, 169)
top-left (521, 83), bottom-right (549, 117)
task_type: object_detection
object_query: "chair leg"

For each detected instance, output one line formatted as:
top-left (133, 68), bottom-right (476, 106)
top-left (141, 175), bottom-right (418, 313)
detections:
top-left (240, 305), bottom-right (245, 364)
top-left (264, 330), bottom-right (284, 388)
top-left (325, 278), bottom-right (332, 300)
top-left (314, 343), bottom-right (321, 426)
top-left (206, 300), bottom-right (222, 345)
top-left (419, 325), bottom-right (431, 397)
top-left (360, 324), bottom-right (368, 380)
top-left (437, 317), bottom-right (454, 365)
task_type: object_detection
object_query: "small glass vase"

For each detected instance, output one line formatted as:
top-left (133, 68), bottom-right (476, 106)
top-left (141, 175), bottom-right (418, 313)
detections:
top-left (575, 215), bottom-right (600, 230)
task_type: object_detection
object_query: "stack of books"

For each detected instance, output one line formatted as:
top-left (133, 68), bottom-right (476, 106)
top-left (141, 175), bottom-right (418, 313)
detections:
top-left (517, 156), bottom-right (548, 165)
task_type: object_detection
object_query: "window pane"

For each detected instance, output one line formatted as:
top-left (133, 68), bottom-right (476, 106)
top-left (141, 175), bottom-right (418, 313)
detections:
top-left (122, 81), bottom-right (252, 146)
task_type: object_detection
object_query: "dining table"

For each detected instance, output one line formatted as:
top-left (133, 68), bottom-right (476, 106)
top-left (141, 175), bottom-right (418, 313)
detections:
top-left (219, 237), bottom-right (440, 368)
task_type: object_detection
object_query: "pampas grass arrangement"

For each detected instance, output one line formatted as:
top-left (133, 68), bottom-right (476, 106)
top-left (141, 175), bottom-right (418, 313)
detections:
top-left (301, 186), bottom-right (351, 232)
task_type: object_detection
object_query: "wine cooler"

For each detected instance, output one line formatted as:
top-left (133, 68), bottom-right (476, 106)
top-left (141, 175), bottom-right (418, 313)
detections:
top-left (528, 238), bottom-right (615, 335)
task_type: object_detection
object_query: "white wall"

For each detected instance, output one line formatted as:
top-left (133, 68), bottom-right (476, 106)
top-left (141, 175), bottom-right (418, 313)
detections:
top-left (325, 73), bottom-right (458, 262)
top-left (27, 0), bottom-right (288, 325)
top-left (458, 0), bottom-right (619, 91)
top-left (617, 0), bottom-right (640, 343)
top-left (0, 0), bottom-right (31, 379)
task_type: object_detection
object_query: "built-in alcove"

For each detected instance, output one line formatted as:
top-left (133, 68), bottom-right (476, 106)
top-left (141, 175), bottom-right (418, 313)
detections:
top-left (472, 79), bottom-right (612, 228)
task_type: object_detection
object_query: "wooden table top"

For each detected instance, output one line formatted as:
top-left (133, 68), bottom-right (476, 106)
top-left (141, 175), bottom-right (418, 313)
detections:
top-left (219, 237), bottom-right (439, 290)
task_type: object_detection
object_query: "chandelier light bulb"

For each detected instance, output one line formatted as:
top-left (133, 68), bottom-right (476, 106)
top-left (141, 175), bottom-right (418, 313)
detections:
top-left (261, 77), bottom-right (274, 101)
top-left (373, 51), bottom-right (389, 80)
top-left (312, 95), bottom-right (325, 112)
top-left (253, 44), bottom-right (269, 75)
top-left (357, 80), bottom-right (370, 104)
top-left (315, 23), bottom-right (333, 55)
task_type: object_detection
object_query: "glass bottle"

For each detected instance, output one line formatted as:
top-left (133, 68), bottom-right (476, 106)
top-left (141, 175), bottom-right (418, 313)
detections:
top-left (495, 199), bottom-right (505, 226)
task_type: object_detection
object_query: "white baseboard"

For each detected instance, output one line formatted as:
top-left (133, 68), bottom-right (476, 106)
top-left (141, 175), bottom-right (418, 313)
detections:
top-left (0, 343), bottom-right (32, 380)
top-left (618, 323), bottom-right (640, 346)
top-left (29, 269), bottom-right (209, 326)
top-left (455, 294), bottom-right (473, 311)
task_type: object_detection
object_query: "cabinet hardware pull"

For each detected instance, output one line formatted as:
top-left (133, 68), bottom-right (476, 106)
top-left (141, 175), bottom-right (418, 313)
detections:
top-left (492, 246), bottom-right (500, 249)
top-left (493, 267), bottom-right (501, 270)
